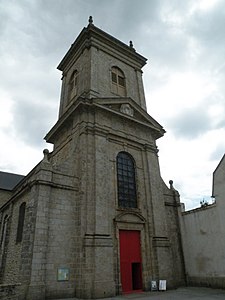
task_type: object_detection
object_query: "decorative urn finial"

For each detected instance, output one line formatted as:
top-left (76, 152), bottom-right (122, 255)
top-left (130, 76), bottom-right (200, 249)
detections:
top-left (129, 40), bottom-right (135, 51)
top-left (88, 16), bottom-right (93, 25)
top-left (169, 180), bottom-right (174, 190)
top-left (43, 148), bottom-right (49, 162)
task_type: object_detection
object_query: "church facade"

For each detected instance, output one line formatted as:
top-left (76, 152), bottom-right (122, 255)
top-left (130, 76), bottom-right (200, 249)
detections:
top-left (0, 18), bottom-right (186, 300)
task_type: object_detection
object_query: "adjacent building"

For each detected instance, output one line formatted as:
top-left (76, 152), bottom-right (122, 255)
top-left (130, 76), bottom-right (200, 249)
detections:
top-left (180, 154), bottom-right (225, 289)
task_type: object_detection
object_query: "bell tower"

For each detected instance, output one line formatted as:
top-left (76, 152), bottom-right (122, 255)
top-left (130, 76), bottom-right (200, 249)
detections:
top-left (43, 17), bottom-right (185, 299)
top-left (57, 16), bottom-right (147, 118)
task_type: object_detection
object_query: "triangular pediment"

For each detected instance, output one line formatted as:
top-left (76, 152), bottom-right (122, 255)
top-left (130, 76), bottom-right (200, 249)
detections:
top-left (45, 96), bottom-right (165, 143)
top-left (94, 97), bottom-right (165, 139)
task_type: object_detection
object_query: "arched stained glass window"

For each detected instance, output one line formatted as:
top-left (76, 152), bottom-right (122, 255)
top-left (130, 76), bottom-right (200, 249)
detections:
top-left (16, 202), bottom-right (26, 243)
top-left (117, 152), bottom-right (137, 208)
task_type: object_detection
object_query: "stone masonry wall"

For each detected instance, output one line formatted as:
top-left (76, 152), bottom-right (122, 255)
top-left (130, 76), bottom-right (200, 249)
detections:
top-left (90, 47), bottom-right (146, 109)
top-left (3, 193), bottom-right (29, 285)
top-left (180, 204), bottom-right (225, 289)
top-left (0, 283), bottom-right (21, 300)
top-left (59, 43), bottom-right (146, 118)
top-left (72, 104), bottom-right (183, 295)
top-left (45, 186), bottom-right (78, 299)
top-left (0, 207), bottom-right (11, 283)
top-left (164, 185), bottom-right (186, 287)
top-left (0, 190), bottom-right (12, 208)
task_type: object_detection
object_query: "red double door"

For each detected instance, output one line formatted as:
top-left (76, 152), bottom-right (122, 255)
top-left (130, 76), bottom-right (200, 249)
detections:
top-left (119, 230), bottom-right (143, 293)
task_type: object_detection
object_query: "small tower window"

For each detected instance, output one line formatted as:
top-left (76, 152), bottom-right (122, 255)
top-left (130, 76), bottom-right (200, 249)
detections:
top-left (111, 67), bottom-right (126, 96)
top-left (16, 202), bottom-right (26, 243)
top-left (68, 70), bottom-right (78, 102)
top-left (117, 152), bottom-right (137, 208)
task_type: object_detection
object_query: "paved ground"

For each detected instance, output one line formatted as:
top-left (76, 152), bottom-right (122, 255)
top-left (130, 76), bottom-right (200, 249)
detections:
top-left (56, 287), bottom-right (225, 300)
top-left (114, 287), bottom-right (225, 299)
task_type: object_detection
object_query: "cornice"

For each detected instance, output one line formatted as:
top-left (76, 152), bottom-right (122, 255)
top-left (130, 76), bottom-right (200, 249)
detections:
top-left (45, 97), bottom-right (165, 144)
top-left (57, 23), bottom-right (147, 72)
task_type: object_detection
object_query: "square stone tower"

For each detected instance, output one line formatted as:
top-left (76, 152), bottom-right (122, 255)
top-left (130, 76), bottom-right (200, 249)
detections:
top-left (44, 17), bottom-right (185, 298)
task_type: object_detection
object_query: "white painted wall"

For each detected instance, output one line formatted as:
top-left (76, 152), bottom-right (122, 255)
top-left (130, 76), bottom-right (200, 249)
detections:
top-left (180, 155), bottom-right (225, 287)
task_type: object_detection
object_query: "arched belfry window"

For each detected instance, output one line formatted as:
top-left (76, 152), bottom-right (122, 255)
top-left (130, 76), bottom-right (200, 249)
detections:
top-left (16, 202), bottom-right (26, 243)
top-left (68, 70), bottom-right (78, 102)
top-left (111, 67), bottom-right (126, 96)
top-left (117, 152), bottom-right (137, 208)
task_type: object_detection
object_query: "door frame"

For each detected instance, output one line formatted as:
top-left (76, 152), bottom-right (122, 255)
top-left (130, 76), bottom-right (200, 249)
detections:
top-left (119, 230), bottom-right (142, 293)
top-left (114, 211), bottom-right (146, 295)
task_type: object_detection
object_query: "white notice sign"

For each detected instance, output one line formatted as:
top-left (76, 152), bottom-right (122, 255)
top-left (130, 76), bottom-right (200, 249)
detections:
top-left (159, 280), bottom-right (166, 291)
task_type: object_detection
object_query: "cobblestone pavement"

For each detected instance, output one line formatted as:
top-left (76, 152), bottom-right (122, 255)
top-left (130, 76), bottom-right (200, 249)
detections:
top-left (56, 287), bottom-right (225, 300)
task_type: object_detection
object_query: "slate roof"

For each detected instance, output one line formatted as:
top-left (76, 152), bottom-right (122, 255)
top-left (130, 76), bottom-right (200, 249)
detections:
top-left (0, 171), bottom-right (24, 191)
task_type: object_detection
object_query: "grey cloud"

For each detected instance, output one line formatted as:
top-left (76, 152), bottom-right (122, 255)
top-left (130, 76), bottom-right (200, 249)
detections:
top-left (1, 0), bottom-right (225, 147)
top-left (185, 2), bottom-right (225, 72)
top-left (166, 106), bottom-right (211, 139)
top-left (130, 2), bottom-right (193, 71)
top-left (144, 0), bottom-right (225, 75)
top-left (188, 2), bottom-right (225, 47)
top-left (216, 118), bottom-right (225, 130)
top-left (12, 97), bottom-right (56, 146)
top-left (0, 1), bottom-right (84, 62)
top-left (106, 0), bottom-right (161, 38)
top-left (0, 0), bottom-right (190, 73)
top-left (210, 144), bottom-right (225, 162)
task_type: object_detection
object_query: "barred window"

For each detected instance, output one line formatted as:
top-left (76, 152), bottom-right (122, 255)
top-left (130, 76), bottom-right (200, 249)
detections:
top-left (117, 152), bottom-right (137, 208)
top-left (16, 202), bottom-right (26, 243)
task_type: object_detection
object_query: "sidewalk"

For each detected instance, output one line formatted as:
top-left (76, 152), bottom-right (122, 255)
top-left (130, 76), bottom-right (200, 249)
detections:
top-left (114, 287), bottom-right (225, 299)
top-left (56, 287), bottom-right (225, 300)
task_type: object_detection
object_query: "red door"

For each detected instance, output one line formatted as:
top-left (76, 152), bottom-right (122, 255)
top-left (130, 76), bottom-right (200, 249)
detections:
top-left (119, 230), bottom-right (143, 293)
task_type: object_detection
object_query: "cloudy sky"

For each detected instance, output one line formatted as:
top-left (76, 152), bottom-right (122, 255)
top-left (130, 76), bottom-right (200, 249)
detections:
top-left (1, 0), bottom-right (225, 210)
